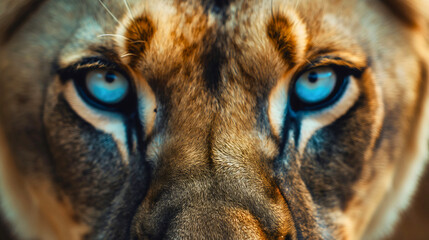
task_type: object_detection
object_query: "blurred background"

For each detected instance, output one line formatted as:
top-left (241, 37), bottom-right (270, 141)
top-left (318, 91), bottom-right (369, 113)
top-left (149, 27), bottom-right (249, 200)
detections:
top-left (387, 166), bottom-right (429, 240)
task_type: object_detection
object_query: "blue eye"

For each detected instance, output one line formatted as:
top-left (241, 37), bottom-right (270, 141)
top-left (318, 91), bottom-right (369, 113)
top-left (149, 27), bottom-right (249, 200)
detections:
top-left (85, 70), bottom-right (129, 104)
top-left (290, 66), bottom-right (349, 111)
top-left (295, 67), bottom-right (336, 104)
top-left (71, 66), bottom-right (136, 113)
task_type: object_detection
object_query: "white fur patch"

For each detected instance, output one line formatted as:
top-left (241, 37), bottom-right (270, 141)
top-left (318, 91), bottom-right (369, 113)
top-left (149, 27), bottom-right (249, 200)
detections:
top-left (269, 74), bottom-right (360, 154)
top-left (268, 75), bottom-right (290, 137)
top-left (63, 81), bottom-right (130, 163)
top-left (280, 9), bottom-right (308, 63)
top-left (298, 77), bottom-right (360, 153)
top-left (135, 74), bottom-right (157, 137)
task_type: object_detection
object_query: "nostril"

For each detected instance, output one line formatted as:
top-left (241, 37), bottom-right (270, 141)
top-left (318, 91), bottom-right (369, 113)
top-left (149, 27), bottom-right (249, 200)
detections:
top-left (285, 233), bottom-right (293, 240)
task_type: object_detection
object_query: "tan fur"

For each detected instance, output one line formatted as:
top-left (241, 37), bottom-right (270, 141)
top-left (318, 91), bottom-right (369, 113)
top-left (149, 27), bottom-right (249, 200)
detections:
top-left (0, 0), bottom-right (428, 239)
top-left (0, 124), bottom-right (88, 240)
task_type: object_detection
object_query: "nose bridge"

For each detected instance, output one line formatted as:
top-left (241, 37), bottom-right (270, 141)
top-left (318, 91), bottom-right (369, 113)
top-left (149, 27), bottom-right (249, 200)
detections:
top-left (135, 121), bottom-right (296, 239)
top-left (134, 67), bottom-right (297, 237)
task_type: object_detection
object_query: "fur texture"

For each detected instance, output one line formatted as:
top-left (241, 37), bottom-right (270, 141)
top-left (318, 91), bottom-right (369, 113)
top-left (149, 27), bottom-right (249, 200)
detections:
top-left (0, 0), bottom-right (428, 239)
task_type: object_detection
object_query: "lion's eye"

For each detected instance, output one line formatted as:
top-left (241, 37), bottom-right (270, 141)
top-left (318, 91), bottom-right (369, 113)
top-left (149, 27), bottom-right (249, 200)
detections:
top-left (85, 70), bottom-right (129, 104)
top-left (295, 67), bottom-right (336, 103)
top-left (290, 66), bottom-right (349, 111)
top-left (71, 66), bottom-right (135, 113)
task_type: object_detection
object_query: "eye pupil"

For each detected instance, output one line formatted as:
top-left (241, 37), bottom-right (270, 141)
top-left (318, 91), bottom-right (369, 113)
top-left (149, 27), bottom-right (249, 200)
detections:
top-left (308, 72), bottom-right (318, 83)
top-left (105, 72), bottom-right (116, 83)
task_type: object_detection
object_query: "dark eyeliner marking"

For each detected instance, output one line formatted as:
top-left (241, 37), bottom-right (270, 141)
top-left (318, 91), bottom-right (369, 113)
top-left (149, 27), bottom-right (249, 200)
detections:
top-left (278, 103), bottom-right (301, 152)
top-left (125, 114), bottom-right (136, 154)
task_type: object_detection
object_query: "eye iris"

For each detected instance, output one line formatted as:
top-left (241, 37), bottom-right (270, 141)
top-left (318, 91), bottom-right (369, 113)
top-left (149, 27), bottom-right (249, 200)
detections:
top-left (294, 67), bottom-right (337, 104)
top-left (85, 70), bottom-right (129, 104)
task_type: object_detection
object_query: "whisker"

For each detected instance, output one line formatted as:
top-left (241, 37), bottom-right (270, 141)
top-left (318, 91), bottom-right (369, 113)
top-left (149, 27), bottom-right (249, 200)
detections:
top-left (98, 33), bottom-right (132, 41)
top-left (121, 53), bottom-right (138, 58)
top-left (123, 0), bottom-right (135, 21)
top-left (98, 0), bottom-right (125, 28)
top-left (294, 0), bottom-right (300, 9)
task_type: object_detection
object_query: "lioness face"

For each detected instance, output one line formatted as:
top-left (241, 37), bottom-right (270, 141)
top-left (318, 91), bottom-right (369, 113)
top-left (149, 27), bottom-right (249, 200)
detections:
top-left (0, 0), bottom-right (428, 239)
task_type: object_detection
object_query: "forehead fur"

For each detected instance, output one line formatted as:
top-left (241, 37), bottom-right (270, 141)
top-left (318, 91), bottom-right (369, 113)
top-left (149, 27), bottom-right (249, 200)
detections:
top-left (379, 0), bottom-right (429, 29)
top-left (0, 0), bottom-right (428, 239)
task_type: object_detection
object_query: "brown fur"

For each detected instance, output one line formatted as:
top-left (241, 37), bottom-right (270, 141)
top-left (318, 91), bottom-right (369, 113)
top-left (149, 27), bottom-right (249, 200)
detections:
top-left (0, 0), bottom-right (428, 239)
top-left (267, 15), bottom-right (299, 67)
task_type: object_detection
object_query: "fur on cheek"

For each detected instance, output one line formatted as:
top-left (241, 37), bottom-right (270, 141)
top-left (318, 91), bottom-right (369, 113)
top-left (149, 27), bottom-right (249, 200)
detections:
top-left (0, 125), bottom-right (89, 240)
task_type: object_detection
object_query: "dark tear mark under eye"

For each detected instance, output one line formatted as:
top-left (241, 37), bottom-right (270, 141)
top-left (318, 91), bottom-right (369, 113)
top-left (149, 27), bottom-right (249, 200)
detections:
top-left (124, 110), bottom-right (151, 168)
top-left (125, 114), bottom-right (137, 154)
top-left (118, 106), bottom-right (153, 239)
top-left (55, 96), bottom-right (151, 239)
top-left (279, 106), bottom-right (302, 152)
top-left (281, 88), bottom-right (364, 153)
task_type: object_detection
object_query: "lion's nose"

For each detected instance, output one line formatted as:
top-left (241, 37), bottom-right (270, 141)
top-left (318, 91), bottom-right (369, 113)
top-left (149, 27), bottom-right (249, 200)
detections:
top-left (133, 200), bottom-right (296, 240)
top-left (162, 205), bottom-right (267, 239)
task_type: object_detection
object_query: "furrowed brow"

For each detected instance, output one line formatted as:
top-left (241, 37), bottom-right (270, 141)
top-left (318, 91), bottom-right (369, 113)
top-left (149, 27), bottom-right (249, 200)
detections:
top-left (266, 12), bottom-right (309, 69)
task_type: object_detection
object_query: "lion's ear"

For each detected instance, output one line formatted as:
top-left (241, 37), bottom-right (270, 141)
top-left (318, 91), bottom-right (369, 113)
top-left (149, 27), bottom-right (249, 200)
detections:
top-left (0, 0), bottom-right (46, 44)
top-left (379, 0), bottom-right (428, 30)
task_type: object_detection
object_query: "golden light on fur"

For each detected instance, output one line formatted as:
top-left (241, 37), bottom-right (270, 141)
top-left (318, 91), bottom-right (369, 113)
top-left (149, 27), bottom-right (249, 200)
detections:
top-left (0, 0), bottom-right (428, 239)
